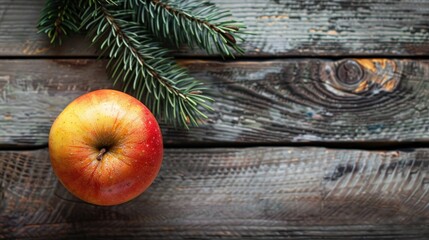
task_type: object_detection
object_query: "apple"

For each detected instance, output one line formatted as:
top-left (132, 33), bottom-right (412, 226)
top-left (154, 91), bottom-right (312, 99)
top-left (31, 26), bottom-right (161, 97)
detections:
top-left (49, 89), bottom-right (163, 206)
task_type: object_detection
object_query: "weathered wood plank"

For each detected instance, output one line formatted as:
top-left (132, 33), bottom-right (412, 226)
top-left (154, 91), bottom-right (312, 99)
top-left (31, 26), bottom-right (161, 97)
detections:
top-left (2, 59), bottom-right (429, 147)
top-left (1, 147), bottom-right (429, 239)
top-left (0, 59), bottom-right (111, 147)
top-left (1, 0), bottom-right (429, 56)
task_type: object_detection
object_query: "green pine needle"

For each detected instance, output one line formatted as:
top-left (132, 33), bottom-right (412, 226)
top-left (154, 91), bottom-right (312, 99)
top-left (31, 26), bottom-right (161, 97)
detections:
top-left (37, 0), bottom-right (81, 45)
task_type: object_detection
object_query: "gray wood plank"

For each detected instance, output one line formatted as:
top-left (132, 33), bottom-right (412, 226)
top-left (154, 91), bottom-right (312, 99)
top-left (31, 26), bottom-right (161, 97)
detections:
top-left (1, 147), bottom-right (429, 239)
top-left (1, 0), bottom-right (429, 56)
top-left (2, 59), bottom-right (429, 147)
top-left (0, 59), bottom-right (111, 147)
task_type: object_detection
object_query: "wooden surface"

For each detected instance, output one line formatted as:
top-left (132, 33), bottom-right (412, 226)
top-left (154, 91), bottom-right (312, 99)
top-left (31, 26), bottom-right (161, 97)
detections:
top-left (1, 0), bottom-right (429, 57)
top-left (2, 59), bottom-right (429, 147)
top-left (1, 0), bottom-right (429, 239)
top-left (1, 148), bottom-right (429, 239)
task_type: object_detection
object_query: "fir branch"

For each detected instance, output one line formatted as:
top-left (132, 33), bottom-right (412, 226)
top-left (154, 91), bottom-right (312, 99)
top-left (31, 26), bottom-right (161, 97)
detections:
top-left (37, 0), bottom-right (81, 45)
top-left (83, 0), bottom-right (213, 128)
top-left (37, 0), bottom-right (247, 128)
top-left (129, 0), bottom-right (246, 57)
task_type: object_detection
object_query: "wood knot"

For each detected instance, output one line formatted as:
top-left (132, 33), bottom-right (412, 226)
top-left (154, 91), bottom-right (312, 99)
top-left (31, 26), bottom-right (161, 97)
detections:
top-left (321, 59), bottom-right (401, 96)
top-left (336, 60), bottom-right (364, 85)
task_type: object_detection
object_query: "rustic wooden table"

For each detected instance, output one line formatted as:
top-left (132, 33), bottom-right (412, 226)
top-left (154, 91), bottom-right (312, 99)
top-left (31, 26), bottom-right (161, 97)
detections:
top-left (1, 0), bottom-right (429, 239)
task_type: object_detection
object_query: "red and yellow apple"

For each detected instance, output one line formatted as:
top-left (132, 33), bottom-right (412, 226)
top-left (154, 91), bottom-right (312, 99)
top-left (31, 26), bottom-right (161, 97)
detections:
top-left (49, 89), bottom-right (163, 206)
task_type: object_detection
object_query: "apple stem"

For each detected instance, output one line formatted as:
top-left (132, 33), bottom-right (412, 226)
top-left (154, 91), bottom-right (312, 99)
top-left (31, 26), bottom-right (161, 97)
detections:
top-left (96, 148), bottom-right (107, 161)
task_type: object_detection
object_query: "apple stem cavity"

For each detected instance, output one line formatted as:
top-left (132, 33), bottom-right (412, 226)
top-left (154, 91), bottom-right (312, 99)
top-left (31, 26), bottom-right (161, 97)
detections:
top-left (96, 148), bottom-right (107, 161)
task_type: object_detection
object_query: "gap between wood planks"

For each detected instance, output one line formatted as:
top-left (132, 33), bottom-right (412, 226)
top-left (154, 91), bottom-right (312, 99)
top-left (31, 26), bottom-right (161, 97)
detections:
top-left (2, 141), bottom-right (429, 152)
top-left (1, 55), bottom-right (429, 60)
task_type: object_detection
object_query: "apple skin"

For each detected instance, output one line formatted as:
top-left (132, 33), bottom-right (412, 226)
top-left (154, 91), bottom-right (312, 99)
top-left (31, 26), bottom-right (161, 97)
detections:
top-left (49, 89), bottom-right (163, 206)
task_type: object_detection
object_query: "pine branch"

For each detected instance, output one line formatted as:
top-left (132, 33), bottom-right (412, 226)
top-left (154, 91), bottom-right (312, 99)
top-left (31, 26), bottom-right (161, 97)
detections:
top-left (129, 0), bottom-right (246, 57)
top-left (37, 0), bottom-right (81, 45)
top-left (37, 0), bottom-right (246, 128)
top-left (82, 0), bottom-right (213, 128)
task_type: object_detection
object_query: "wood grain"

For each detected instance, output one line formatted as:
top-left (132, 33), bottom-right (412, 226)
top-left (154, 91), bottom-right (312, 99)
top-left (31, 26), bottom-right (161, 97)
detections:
top-left (1, 147), bottom-right (428, 239)
top-left (2, 59), bottom-right (429, 147)
top-left (0, 59), bottom-right (112, 147)
top-left (1, 0), bottom-right (429, 57)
